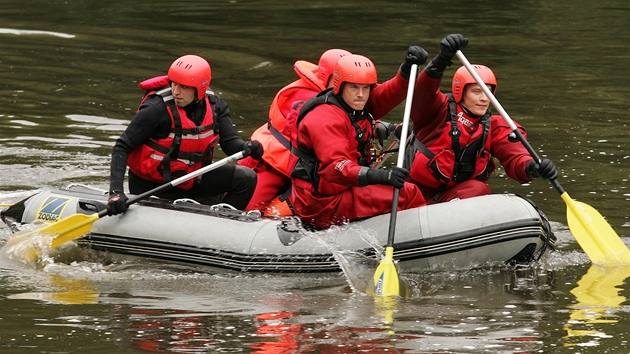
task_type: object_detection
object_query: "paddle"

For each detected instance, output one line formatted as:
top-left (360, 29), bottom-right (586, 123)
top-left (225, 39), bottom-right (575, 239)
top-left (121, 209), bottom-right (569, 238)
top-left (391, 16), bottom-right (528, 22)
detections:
top-left (6, 150), bottom-right (247, 261)
top-left (373, 63), bottom-right (418, 296)
top-left (455, 50), bottom-right (630, 266)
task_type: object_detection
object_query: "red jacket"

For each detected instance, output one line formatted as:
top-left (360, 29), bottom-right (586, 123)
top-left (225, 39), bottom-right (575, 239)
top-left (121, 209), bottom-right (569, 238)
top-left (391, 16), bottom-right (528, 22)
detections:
top-left (243, 61), bottom-right (323, 176)
top-left (409, 69), bottom-right (533, 192)
top-left (285, 72), bottom-right (410, 178)
top-left (289, 73), bottom-right (425, 228)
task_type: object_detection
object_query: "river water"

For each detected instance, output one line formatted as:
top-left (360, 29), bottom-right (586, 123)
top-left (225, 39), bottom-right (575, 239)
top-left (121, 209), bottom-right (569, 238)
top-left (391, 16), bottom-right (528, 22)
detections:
top-left (1, 0), bottom-right (630, 353)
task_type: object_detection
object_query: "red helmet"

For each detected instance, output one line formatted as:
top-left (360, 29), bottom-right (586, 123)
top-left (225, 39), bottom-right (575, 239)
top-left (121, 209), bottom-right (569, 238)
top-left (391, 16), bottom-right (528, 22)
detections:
top-left (451, 65), bottom-right (497, 103)
top-left (317, 49), bottom-right (351, 88)
top-left (168, 55), bottom-right (211, 100)
top-left (332, 54), bottom-right (378, 95)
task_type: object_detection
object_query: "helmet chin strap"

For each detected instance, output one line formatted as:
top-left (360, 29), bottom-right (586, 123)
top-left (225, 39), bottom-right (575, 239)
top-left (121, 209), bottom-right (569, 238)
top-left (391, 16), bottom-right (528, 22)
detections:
top-left (460, 103), bottom-right (482, 118)
top-left (181, 98), bottom-right (205, 125)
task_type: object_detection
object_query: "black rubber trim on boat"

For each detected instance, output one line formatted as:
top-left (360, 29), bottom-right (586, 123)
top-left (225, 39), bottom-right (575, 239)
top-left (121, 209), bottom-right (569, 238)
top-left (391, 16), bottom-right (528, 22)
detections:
top-left (79, 233), bottom-right (340, 273)
top-left (392, 218), bottom-right (544, 260)
top-left (79, 220), bottom-right (545, 273)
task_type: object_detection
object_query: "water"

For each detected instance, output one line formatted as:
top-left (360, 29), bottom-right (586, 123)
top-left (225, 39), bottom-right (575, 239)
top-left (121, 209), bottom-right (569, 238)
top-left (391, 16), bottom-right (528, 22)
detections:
top-left (2, 0), bottom-right (630, 352)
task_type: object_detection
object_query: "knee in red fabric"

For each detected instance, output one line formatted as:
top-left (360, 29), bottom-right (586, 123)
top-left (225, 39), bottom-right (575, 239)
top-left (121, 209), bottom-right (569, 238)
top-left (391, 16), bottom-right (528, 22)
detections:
top-left (238, 156), bottom-right (262, 170)
top-left (436, 180), bottom-right (491, 203)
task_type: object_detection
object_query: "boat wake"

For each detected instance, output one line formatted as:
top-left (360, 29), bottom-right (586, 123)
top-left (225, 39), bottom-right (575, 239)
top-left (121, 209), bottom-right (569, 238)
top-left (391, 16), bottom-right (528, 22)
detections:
top-left (0, 223), bottom-right (56, 270)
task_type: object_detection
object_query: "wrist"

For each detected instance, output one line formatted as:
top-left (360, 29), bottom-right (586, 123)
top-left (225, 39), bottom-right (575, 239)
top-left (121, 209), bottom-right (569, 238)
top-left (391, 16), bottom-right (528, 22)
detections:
top-left (525, 160), bottom-right (539, 179)
top-left (358, 167), bottom-right (371, 186)
top-left (438, 51), bottom-right (454, 62)
top-left (434, 53), bottom-right (453, 69)
top-left (399, 63), bottom-right (411, 80)
top-left (365, 168), bottom-right (386, 185)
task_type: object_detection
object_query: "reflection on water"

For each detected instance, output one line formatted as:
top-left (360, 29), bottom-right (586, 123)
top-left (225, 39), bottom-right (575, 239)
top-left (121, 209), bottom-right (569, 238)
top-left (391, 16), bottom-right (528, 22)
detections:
top-left (563, 265), bottom-right (630, 348)
top-left (0, 239), bottom-right (627, 352)
top-left (7, 274), bottom-right (99, 304)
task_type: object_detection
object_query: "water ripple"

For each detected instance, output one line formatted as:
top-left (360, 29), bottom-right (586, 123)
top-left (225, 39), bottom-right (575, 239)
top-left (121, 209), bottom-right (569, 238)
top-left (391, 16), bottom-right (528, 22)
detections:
top-left (0, 28), bottom-right (75, 38)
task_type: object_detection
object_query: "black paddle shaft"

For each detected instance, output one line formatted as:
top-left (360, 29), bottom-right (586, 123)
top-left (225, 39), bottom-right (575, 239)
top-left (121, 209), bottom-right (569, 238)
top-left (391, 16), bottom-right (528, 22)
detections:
top-left (386, 188), bottom-right (401, 247)
top-left (511, 128), bottom-right (564, 195)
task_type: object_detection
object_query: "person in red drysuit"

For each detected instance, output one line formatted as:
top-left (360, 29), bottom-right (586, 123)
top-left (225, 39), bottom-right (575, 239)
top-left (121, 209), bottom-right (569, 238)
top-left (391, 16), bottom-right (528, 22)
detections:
top-left (239, 49), bottom-right (352, 214)
top-left (289, 53), bottom-right (428, 229)
top-left (408, 34), bottom-right (558, 204)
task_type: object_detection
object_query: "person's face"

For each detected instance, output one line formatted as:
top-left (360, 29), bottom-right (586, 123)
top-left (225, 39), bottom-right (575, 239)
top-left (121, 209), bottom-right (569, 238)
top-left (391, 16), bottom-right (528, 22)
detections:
top-left (341, 83), bottom-right (371, 110)
top-left (460, 83), bottom-right (491, 117)
top-left (171, 82), bottom-right (197, 107)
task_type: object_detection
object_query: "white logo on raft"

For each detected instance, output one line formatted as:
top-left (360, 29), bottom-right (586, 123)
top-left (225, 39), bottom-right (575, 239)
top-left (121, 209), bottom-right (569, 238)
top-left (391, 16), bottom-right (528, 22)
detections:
top-left (36, 195), bottom-right (72, 223)
top-left (335, 159), bottom-right (349, 171)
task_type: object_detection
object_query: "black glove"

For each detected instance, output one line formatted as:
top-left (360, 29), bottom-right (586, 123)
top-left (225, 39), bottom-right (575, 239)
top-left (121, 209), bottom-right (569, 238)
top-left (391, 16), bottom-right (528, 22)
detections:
top-left (526, 158), bottom-right (558, 180)
top-left (400, 45), bottom-right (428, 80)
top-left (366, 167), bottom-right (409, 189)
top-left (245, 140), bottom-right (264, 160)
top-left (425, 34), bottom-right (468, 79)
top-left (107, 192), bottom-right (129, 216)
top-left (375, 121), bottom-right (398, 145)
top-left (439, 33), bottom-right (468, 61)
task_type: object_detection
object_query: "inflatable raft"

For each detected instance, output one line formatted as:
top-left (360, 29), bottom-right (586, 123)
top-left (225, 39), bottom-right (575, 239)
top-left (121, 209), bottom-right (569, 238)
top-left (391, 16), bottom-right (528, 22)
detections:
top-left (1, 185), bottom-right (555, 273)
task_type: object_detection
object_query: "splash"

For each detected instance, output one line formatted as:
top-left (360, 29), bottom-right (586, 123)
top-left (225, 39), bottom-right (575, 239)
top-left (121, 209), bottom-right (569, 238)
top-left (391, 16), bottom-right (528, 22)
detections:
top-left (298, 222), bottom-right (413, 297)
top-left (0, 223), bottom-right (59, 270)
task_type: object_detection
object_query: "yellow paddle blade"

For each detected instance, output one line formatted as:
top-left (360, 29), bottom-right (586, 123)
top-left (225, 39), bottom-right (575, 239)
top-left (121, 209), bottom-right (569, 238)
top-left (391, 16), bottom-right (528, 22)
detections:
top-left (562, 193), bottom-right (630, 266)
top-left (4, 213), bottom-right (99, 261)
top-left (49, 213), bottom-right (100, 248)
top-left (373, 247), bottom-right (400, 297)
